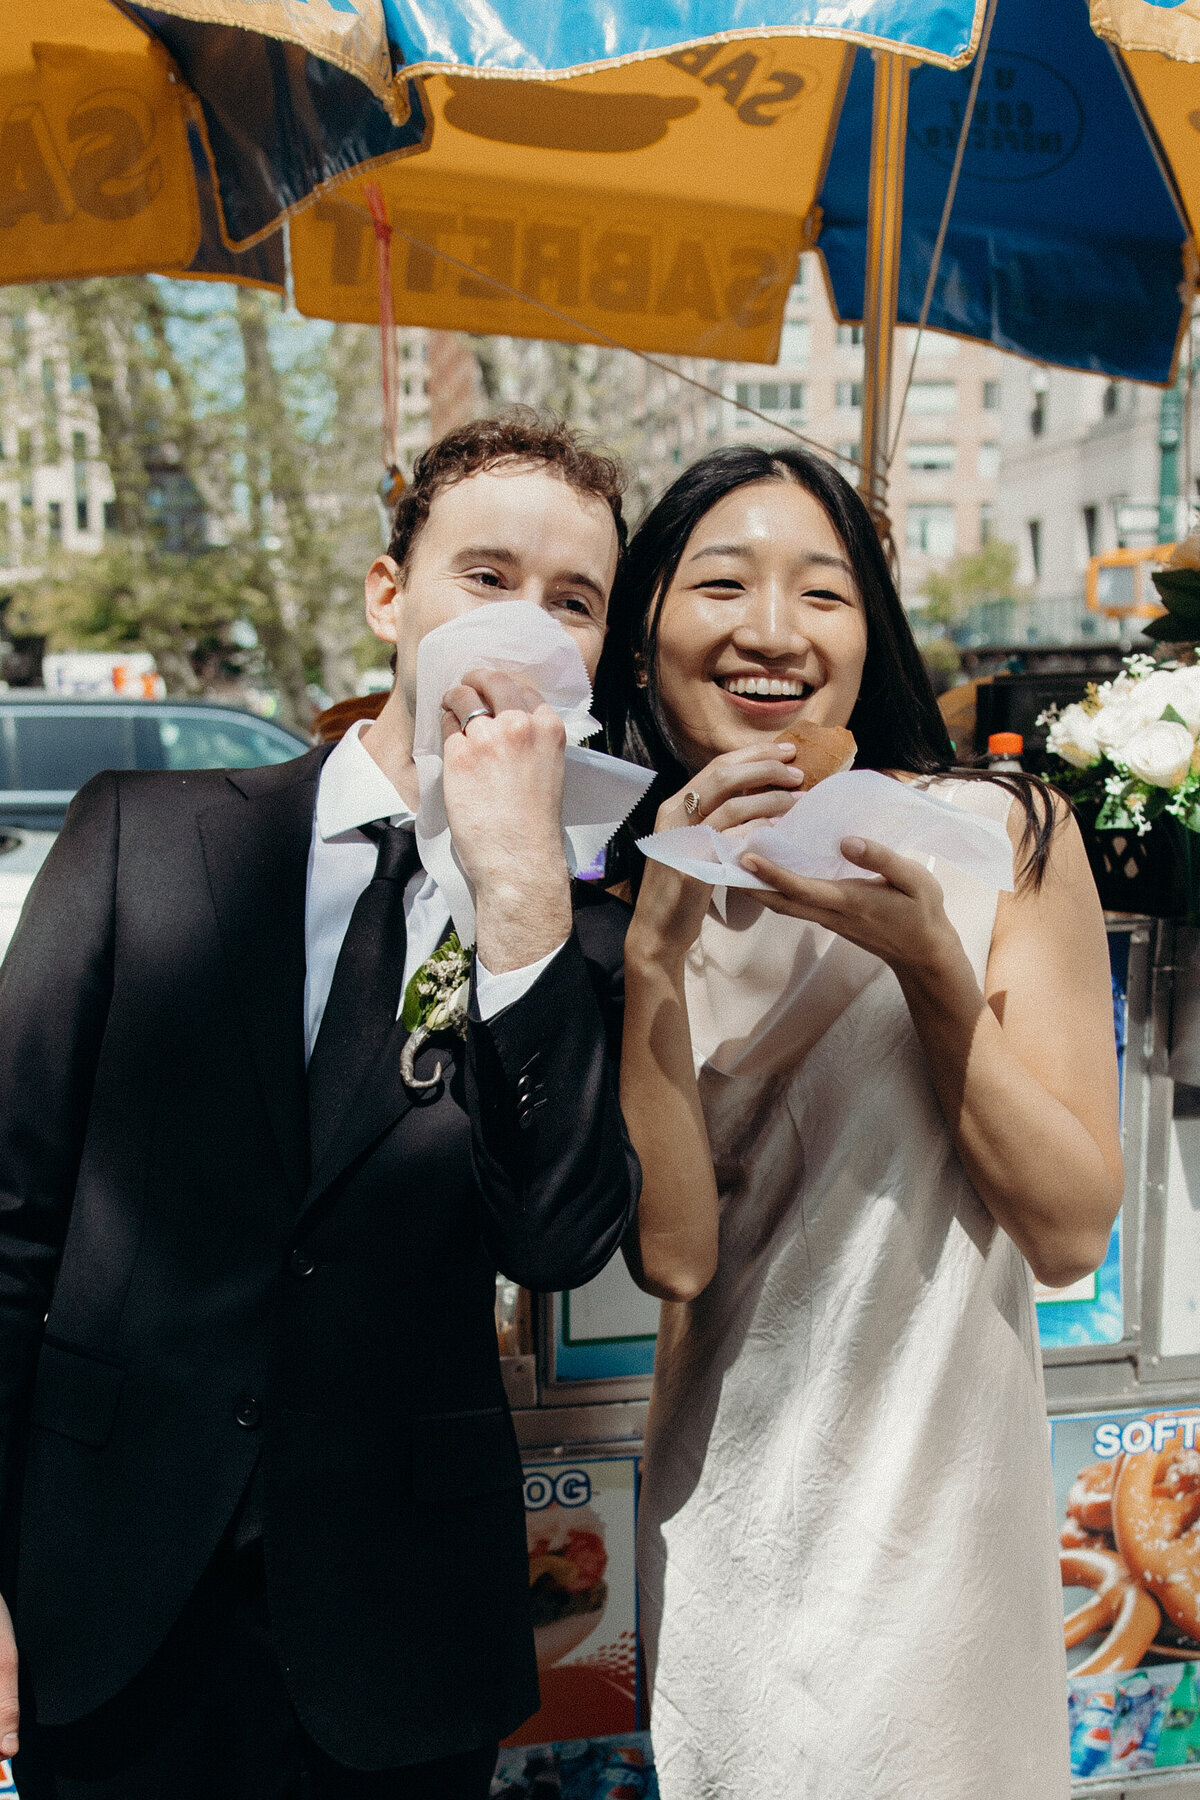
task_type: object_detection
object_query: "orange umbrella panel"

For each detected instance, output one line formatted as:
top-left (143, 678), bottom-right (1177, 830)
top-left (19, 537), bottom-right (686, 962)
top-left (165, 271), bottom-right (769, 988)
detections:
top-left (0, 0), bottom-right (202, 281)
top-left (290, 43), bottom-right (851, 362)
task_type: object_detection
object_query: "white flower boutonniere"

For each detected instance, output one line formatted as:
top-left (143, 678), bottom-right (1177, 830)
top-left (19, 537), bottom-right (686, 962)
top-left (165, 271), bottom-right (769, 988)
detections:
top-left (400, 932), bottom-right (472, 1091)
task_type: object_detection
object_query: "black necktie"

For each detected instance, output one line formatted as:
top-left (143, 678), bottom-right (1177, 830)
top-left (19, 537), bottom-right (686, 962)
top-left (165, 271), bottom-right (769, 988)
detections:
top-left (307, 820), bottom-right (422, 1165)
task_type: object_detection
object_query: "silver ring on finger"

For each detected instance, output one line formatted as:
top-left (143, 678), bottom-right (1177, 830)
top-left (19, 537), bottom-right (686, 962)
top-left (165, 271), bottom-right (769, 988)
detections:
top-left (459, 706), bottom-right (492, 734)
top-left (684, 788), bottom-right (703, 819)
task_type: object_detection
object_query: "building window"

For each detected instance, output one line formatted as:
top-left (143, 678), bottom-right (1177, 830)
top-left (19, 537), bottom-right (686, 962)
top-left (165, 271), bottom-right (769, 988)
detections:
top-left (1103, 381), bottom-right (1120, 416)
top-left (837, 324), bottom-right (864, 347)
top-left (103, 499), bottom-right (117, 534)
top-left (736, 381), bottom-right (805, 416)
top-left (47, 501), bottom-right (62, 545)
top-left (982, 380), bottom-right (1001, 411)
top-left (1030, 390), bottom-right (1047, 436)
top-left (906, 441), bottom-right (956, 473)
top-left (780, 321), bottom-right (810, 364)
top-left (907, 504), bottom-right (956, 557)
top-left (836, 381), bottom-right (863, 410)
top-left (1028, 518), bottom-right (1043, 580)
top-left (41, 359), bottom-right (59, 460)
top-left (1083, 504), bottom-right (1099, 557)
top-left (980, 502), bottom-right (994, 544)
top-left (835, 443), bottom-right (861, 479)
top-left (793, 257), bottom-right (809, 295)
top-left (976, 441), bottom-right (1001, 481)
top-left (72, 431), bottom-right (89, 531)
top-left (908, 381), bottom-right (957, 415)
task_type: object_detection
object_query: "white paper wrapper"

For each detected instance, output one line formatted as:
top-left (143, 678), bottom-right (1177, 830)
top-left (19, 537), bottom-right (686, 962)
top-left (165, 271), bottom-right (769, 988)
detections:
top-left (639, 769), bottom-right (1014, 892)
top-left (413, 602), bottom-right (655, 942)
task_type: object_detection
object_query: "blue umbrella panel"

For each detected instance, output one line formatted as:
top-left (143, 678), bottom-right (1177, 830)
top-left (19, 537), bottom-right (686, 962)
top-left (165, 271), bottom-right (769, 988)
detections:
top-left (377, 0), bottom-right (985, 73)
top-left (818, 0), bottom-right (1193, 383)
top-left (132, 8), bottom-right (430, 249)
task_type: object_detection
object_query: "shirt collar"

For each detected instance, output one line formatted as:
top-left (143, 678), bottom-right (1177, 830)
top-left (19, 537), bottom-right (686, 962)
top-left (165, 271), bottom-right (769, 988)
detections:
top-left (315, 720), bottom-right (415, 840)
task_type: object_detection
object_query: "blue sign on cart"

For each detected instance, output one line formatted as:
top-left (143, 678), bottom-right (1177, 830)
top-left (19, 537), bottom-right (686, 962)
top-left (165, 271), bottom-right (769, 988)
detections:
top-left (1034, 929), bottom-right (1127, 1347)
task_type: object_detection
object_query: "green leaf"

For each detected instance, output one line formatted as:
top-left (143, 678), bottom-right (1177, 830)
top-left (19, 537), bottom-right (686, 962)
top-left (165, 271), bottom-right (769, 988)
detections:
top-left (1162, 704), bottom-right (1190, 726)
top-left (401, 972), bottom-right (423, 1031)
top-left (1143, 787), bottom-right (1171, 821)
top-left (1096, 794), bottom-right (1136, 829)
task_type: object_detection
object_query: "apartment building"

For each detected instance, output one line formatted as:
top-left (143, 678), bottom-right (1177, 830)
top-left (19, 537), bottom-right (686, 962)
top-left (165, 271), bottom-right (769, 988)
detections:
top-left (716, 253), bottom-right (1010, 607)
top-left (992, 362), bottom-right (1175, 619)
top-left (0, 309), bottom-right (111, 579)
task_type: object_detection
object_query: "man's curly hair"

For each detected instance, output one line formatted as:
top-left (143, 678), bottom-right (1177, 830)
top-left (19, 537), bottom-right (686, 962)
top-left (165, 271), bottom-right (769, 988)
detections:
top-left (387, 407), bottom-right (627, 573)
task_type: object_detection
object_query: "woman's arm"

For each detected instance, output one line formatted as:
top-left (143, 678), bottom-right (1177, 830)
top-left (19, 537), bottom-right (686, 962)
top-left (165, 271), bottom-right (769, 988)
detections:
top-left (620, 743), bottom-right (804, 1300)
top-left (743, 795), bottom-right (1123, 1289)
top-left (620, 888), bottom-right (720, 1302)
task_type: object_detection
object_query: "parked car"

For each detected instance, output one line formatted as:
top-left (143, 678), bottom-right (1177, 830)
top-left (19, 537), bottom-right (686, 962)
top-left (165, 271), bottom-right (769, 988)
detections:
top-left (0, 695), bottom-right (309, 956)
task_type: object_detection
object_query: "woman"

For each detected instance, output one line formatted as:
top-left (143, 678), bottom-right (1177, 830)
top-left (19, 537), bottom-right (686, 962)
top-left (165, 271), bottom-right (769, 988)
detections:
top-left (597, 447), bottom-right (1122, 1799)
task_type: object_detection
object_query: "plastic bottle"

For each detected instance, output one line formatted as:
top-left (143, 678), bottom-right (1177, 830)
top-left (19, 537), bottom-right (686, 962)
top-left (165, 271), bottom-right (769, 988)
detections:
top-left (987, 730), bottom-right (1024, 772)
top-left (1071, 1687), bottom-right (1115, 1777)
top-left (1113, 1669), bottom-right (1164, 1770)
top-left (1156, 1663), bottom-right (1199, 1768)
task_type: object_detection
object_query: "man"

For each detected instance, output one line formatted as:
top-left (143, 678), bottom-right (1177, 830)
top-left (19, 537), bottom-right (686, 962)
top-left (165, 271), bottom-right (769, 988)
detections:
top-left (0, 412), bottom-right (640, 1798)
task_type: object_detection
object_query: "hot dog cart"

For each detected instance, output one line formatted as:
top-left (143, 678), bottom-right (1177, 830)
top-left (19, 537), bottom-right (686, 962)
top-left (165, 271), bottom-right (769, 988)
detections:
top-left (495, 914), bottom-right (1200, 1796)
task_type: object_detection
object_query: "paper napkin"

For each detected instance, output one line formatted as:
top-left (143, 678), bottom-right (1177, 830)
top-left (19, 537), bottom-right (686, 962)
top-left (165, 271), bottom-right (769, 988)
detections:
top-left (639, 769), bottom-right (1014, 893)
top-left (414, 601), bottom-right (654, 942)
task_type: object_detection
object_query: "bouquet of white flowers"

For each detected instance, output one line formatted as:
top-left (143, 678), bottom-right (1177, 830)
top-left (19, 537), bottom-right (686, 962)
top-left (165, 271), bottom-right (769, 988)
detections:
top-left (1040, 531), bottom-right (1200, 917)
top-left (1041, 653), bottom-right (1200, 837)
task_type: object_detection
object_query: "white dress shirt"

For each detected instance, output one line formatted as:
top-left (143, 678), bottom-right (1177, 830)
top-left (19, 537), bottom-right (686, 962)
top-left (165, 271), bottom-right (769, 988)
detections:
top-left (303, 722), bottom-right (563, 1064)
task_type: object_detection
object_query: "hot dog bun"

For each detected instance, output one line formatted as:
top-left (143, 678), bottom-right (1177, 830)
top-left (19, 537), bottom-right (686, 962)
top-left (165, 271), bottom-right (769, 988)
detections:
top-left (776, 721), bottom-right (856, 789)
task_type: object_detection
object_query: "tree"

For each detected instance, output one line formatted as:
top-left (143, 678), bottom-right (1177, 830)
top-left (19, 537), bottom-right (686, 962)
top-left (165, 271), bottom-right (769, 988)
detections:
top-left (6, 281), bottom-right (390, 728)
top-left (922, 539), bottom-right (1020, 629)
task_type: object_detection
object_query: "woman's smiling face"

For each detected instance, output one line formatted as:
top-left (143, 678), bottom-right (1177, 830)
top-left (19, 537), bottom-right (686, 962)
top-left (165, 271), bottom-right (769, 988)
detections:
top-left (652, 476), bottom-right (869, 773)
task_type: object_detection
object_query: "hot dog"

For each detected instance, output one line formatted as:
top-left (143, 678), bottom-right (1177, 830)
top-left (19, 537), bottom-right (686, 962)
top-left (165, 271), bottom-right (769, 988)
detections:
top-left (776, 721), bottom-right (857, 789)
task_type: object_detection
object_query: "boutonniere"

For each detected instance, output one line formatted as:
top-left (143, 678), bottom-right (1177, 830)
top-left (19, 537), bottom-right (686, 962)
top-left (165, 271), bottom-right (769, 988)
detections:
top-left (400, 931), bottom-right (473, 1090)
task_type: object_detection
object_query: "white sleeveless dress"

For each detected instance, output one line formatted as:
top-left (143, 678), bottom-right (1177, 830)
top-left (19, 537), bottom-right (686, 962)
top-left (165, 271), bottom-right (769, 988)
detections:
top-left (637, 779), bottom-right (1068, 1800)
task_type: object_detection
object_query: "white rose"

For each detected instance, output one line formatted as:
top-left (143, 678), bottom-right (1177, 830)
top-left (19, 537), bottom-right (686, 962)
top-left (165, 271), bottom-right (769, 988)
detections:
top-left (1123, 719), bottom-right (1195, 788)
top-left (1094, 670), bottom-right (1182, 752)
top-left (1046, 703), bottom-right (1101, 768)
top-left (1165, 666), bottom-right (1200, 735)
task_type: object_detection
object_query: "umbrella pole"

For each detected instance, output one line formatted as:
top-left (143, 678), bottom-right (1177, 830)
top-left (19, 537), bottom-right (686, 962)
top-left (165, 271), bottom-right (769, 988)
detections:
top-left (859, 51), bottom-right (913, 537)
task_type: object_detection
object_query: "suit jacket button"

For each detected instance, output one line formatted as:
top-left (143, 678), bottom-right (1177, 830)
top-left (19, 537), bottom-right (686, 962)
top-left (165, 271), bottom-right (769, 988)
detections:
top-left (235, 1396), bottom-right (262, 1430)
top-left (289, 1248), bottom-right (316, 1279)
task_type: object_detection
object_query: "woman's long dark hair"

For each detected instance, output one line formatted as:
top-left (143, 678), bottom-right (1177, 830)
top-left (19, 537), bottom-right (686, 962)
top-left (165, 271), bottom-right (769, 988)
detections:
top-left (596, 444), bottom-right (1059, 889)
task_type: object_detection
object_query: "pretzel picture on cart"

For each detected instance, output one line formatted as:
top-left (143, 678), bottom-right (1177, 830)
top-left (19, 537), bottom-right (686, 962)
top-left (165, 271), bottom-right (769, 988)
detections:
top-left (1062, 1412), bottom-right (1200, 1675)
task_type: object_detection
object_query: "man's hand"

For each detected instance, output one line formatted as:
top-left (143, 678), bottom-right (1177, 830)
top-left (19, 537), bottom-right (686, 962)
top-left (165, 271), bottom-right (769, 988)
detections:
top-left (0, 1592), bottom-right (18, 1760)
top-left (441, 669), bottom-right (572, 974)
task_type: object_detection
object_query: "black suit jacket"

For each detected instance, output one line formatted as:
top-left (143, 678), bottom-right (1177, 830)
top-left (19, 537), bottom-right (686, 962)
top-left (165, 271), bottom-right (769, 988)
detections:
top-left (0, 748), bottom-right (639, 1768)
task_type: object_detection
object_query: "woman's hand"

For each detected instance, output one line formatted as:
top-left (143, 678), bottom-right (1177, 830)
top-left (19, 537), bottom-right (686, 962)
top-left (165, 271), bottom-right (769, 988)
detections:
top-left (740, 834), bottom-right (968, 991)
top-left (631, 743), bottom-right (805, 965)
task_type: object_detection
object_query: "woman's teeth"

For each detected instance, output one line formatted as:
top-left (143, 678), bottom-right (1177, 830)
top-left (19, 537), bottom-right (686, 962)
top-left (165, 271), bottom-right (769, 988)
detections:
top-left (721, 677), bottom-right (809, 698)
